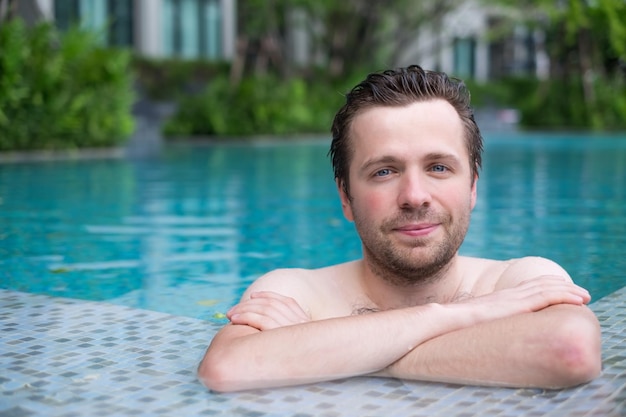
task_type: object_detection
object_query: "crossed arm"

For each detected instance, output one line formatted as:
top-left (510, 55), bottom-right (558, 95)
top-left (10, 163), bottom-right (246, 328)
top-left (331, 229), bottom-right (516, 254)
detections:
top-left (198, 272), bottom-right (601, 392)
top-left (377, 259), bottom-right (603, 388)
top-left (375, 303), bottom-right (600, 387)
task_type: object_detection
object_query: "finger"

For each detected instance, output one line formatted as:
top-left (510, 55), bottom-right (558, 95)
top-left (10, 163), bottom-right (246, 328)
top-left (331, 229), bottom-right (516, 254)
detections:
top-left (227, 296), bottom-right (307, 328)
top-left (229, 312), bottom-right (282, 331)
top-left (511, 277), bottom-right (590, 298)
top-left (528, 282), bottom-right (590, 304)
top-left (512, 284), bottom-right (589, 311)
top-left (468, 281), bottom-right (591, 319)
top-left (518, 276), bottom-right (590, 297)
top-left (249, 291), bottom-right (311, 321)
top-left (237, 294), bottom-right (304, 321)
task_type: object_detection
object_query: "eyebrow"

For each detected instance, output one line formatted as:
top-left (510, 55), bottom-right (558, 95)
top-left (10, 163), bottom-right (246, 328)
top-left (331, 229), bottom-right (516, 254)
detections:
top-left (423, 152), bottom-right (462, 165)
top-left (358, 155), bottom-right (400, 175)
top-left (359, 152), bottom-right (462, 175)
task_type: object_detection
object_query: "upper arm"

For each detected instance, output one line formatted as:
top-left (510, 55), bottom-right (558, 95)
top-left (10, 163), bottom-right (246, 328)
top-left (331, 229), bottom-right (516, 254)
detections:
top-left (239, 268), bottom-right (313, 311)
top-left (496, 256), bottom-right (574, 290)
top-left (199, 269), bottom-right (312, 387)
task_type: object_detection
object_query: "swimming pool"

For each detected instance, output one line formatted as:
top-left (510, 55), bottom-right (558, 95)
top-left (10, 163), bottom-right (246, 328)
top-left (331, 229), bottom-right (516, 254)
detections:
top-left (1, 132), bottom-right (625, 321)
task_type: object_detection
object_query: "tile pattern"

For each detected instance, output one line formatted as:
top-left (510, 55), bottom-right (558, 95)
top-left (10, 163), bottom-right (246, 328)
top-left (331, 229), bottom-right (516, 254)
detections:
top-left (1, 287), bottom-right (625, 417)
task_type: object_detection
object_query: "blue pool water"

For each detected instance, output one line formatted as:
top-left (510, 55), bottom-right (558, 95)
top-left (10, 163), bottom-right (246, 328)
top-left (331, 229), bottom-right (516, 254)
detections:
top-left (1, 132), bottom-right (626, 321)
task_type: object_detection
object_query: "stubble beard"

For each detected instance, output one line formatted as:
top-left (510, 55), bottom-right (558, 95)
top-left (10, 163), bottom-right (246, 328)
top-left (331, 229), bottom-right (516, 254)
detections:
top-left (354, 207), bottom-right (470, 288)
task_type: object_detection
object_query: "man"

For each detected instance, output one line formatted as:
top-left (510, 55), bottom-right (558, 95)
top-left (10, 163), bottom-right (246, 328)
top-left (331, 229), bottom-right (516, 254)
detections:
top-left (198, 65), bottom-right (601, 392)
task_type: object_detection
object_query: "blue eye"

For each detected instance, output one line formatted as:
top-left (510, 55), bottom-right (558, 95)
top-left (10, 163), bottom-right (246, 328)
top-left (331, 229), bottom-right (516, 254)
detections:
top-left (375, 168), bottom-right (392, 177)
top-left (431, 164), bottom-right (447, 172)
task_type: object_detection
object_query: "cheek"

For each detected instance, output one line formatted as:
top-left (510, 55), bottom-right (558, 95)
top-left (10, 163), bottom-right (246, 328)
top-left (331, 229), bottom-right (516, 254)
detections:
top-left (364, 193), bottom-right (386, 211)
top-left (453, 191), bottom-right (476, 217)
top-left (353, 190), bottom-right (389, 219)
top-left (451, 193), bottom-right (472, 211)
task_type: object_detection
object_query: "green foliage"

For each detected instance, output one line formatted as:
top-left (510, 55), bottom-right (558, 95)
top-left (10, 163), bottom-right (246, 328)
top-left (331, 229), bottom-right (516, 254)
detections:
top-left (233, 0), bottom-right (463, 79)
top-left (467, 76), bottom-right (626, 130)
top-left (530, 0), bottom-right (626, 60)
top-left (163, 74), bottom-right (348, 137)
top-left (483, 0), bottom-right (626, 57)
top-left (0, 19), bottom-right (134, 151)
top-left (132, 56), bottom-right (229, 101)
top-left (479, 0), bottom-right (625, 131)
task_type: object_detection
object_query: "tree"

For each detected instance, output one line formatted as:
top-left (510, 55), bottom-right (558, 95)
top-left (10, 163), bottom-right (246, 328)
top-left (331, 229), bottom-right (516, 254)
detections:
top-left (484, 0), bottom-right (626, 129)
top-left (0, 0), bottom-right (17, 23)
top-left (230, 0), bottom-right (463, 83)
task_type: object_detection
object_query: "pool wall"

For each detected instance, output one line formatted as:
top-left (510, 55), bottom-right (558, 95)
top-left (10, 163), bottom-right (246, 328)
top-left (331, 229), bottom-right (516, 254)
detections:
top-left (1, 286), bottom-right (625, 417)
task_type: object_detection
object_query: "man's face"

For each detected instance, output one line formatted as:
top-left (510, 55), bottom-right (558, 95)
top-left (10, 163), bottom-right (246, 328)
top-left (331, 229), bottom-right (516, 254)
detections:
top-left (338, 99), bottom-right (477, 285)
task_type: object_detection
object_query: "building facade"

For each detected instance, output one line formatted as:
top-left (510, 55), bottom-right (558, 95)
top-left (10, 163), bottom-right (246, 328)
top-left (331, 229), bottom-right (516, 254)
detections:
top-left (7, 0), bottom-right (543, 82)
top-left (20, 0), bottom-right (236, 60)
top-left (396, 1), bottom-right (547, 82)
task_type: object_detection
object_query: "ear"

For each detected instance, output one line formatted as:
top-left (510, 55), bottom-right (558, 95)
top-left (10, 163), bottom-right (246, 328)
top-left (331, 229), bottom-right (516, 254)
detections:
top-left (470, 174), bottom-right (478, 210)
top-left (337, 179), bottom-right (354, 222)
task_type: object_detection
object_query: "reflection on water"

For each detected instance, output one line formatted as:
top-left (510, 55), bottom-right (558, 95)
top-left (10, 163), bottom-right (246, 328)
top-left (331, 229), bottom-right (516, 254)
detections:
top-left (1, 133), bottom-right (625, 319)
top-left (466, 133), bottom-right (626, 301)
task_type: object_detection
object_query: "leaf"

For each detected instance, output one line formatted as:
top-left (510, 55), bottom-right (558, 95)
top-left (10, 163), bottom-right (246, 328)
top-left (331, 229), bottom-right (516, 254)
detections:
top-left (49, 267), bottom-right (72, 274)
top-left (196, 299), bottom-right (221, 306)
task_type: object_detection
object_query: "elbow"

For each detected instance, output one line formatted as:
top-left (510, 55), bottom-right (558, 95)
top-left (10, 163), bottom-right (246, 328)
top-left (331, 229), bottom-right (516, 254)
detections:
top-left (546, 316), bottom-right (602, 387)
top-left (551, 339), bottom-right (602, 387)
top-left (197, 350), bottom-right (245, 393)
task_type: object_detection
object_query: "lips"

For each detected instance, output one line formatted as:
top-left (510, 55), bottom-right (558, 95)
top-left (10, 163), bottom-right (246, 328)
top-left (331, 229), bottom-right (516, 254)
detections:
top-left (393, 223), bottom-right (439, 236)
top-left (395, 223), bottom-right (437, 231)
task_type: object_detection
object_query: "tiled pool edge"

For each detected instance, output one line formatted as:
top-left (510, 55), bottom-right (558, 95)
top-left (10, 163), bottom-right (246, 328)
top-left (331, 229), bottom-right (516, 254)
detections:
top-left (1, 288), bottom-right (625, 417)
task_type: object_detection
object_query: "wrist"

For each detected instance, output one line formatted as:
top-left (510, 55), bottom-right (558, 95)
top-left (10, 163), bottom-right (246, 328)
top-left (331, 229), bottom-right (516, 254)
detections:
top-left (404, 302), bottom-right (476, 336)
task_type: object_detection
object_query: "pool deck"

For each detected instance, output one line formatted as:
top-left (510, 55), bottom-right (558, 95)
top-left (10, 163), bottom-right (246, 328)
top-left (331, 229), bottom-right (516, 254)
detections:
top-left (1, 288), bottom-right (625, 417)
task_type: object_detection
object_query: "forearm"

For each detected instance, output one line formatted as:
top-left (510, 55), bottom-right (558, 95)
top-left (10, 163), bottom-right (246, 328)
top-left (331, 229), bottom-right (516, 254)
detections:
top-left (199, 303), bottom-right (478, 392)
top-left (199, 277), bottom-right (593, 391)
top-left (378, 305), bottom-right (602, 388)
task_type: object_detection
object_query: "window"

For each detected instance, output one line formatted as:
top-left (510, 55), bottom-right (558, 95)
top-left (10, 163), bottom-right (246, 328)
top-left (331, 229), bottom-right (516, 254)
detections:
top-left (164, 0), bottom-right (222, 59)
top-left (54, 0), bottom-right (80, 31)
top-left (108, 0), bottom-right (133, 47)
top-left (453, 37), bottom-right (476, 79)
top-left (54, 0), bottom-right (133, 47)
top-left (199, 0), bottom-right (221, 58)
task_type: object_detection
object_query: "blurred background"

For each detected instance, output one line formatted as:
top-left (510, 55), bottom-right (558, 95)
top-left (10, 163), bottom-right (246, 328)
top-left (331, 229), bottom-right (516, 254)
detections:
top-left (0, 0), bottom-right (625, 152)
top-left (1, 1), bottom-right (625, 317)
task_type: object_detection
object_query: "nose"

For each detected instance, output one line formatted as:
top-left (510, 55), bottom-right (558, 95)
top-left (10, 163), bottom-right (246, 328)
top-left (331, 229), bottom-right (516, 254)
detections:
top-left (397, 170), bottom-right (432, 209)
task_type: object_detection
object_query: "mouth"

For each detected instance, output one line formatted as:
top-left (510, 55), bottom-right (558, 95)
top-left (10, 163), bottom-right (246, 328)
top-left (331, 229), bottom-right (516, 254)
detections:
top-left (393, 223), bottom-right (439, 237)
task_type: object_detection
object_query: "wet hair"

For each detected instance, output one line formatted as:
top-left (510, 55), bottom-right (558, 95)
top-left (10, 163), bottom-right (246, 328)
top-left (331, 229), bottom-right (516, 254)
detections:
top-left (329, 65), bottom-right (483, 197)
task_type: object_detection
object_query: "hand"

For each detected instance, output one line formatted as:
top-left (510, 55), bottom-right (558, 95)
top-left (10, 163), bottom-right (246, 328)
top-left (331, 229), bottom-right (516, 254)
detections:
top-left (227, 291), bottom-right (311, 331)
top-left (457, 275), bottom-right (591, 321)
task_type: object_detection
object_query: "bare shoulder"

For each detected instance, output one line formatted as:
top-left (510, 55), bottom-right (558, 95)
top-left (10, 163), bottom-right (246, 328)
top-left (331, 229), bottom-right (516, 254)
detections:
top-left (241, 261), bottom-right (362, 319)
top-left (241, 267), bottom-right (319, 302)
top-left (457, 256), bottom-right (510, 293)
top-left (495, 256), bottom-right (572, 289)
top-left (458, 255), bottom-right (572, 294)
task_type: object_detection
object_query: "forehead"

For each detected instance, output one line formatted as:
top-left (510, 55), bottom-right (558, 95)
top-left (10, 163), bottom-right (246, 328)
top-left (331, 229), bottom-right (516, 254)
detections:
top-left (348, 99), bottom-right (467, 165)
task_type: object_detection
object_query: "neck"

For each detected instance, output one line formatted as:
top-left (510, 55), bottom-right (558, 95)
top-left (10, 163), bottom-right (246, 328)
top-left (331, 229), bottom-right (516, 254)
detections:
top-left (358, 255), bottom-right (463, 310)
